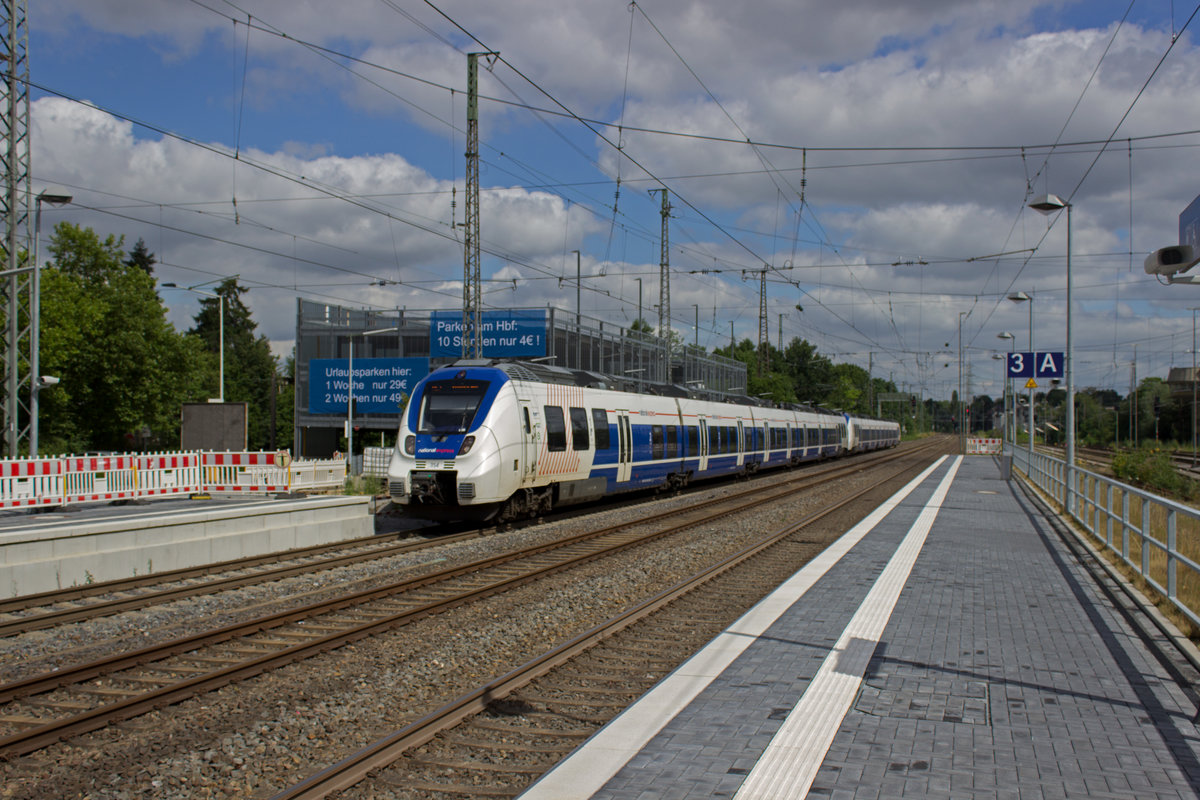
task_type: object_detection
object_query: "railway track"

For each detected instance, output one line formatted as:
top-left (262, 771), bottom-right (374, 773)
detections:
top-left (0, 441), bottom-right (935, 760)
top-left (0, 448), bottom-right (925, 640)
top-left (270, 440), bottom-right (949, 799)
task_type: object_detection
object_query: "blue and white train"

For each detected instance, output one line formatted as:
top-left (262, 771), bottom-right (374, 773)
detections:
top-left (387, 360), bottom-right (900, 523)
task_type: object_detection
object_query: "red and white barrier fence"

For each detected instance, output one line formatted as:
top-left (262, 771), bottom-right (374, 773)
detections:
top-left (0, 451), bottom-right (346, 510)
top-left (966, 438), bottom-right (1003, 455)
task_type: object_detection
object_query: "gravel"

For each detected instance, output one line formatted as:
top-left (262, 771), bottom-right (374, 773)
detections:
top-left (0, 455), bottom-right (900, 799)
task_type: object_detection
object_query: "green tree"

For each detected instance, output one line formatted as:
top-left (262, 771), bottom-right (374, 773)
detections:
top-left (827, 363), bottom-right (867, 413)
top-left (189, 278), bottom-right (279, 449)
top-left (779, 338), bottom-right (834, 404)
top-left (123, 238), bottom-right (156, 276)
top-left (39, 223), bottom-right (208, 453)
top-left (1076, 390), bottom-right (1116, 448)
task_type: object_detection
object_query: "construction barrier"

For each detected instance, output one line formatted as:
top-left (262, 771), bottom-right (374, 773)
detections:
top-left (136, 452), bottom-right (203, 498)
top-left (966, 438), bottom-right (1003, 455)
top-left (0, 458), bottom-right (65, 509)
top-left (0, 451), bottom-right (346, 510)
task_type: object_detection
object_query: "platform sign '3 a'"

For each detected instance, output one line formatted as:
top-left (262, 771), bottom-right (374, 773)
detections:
top-left (1006, 351), bottom-right (1064, 379)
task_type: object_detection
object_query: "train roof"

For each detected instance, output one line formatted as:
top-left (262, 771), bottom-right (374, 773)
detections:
top-left (439, 359), bottom-right (842, 416)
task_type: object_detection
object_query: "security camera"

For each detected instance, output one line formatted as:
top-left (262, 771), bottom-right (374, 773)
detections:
top-left (36, 375), bottom-right (59, 387)
top-left (1144, 245), bottom-right (1200, 276)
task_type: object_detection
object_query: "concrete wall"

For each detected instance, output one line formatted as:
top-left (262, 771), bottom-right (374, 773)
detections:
top-left (0, 496), bottom-right (374, 598)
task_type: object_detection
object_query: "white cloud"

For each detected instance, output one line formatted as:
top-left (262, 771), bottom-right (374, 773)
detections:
top-left (27, 1), bottom-right (1200, 390)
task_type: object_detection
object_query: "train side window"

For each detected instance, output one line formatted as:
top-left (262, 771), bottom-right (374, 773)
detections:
top-left (686, 426), bottom-right (698, 457)
top-left (591, 409), bottom-right (611, 450)
top-left (569, 407), bottom-right (589, 451)
top-left (651, 425), bottom-right (664, 459)
top-left (523, 407), bottom-right (531, 434)
top-left (666, 425), bottom-right (678, 458)
top-left (545, 406), bottom-right (567, 452)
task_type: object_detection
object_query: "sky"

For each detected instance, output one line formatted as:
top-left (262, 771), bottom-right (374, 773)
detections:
top-left (24, 0), bottom-right (1200, 402)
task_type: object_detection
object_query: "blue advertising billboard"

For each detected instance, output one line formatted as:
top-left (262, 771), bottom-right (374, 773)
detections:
top-left (309, 357), bottom-right (430, 414)
top-left (430, 309), bottom-right (547, 358)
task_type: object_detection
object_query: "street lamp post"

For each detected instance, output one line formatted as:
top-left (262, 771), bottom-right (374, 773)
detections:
top-left (163, 283), bottom-right (225, 402)
top-left (1028, 194), bottom-right (1074, 512)
top-left (571, 250), bottom-right (581, 369)
top-left (1008, 291), bottom-right (1034, 470)
top-left (958, 311), bottom-right (966, 454)
top-left (1192, 307), bottom-right (1200, 467)
top-left (348, 327), bottom-right (399, 475)
top-left (635, 278), bottom-right (643, 390)
top-left (992, 353), bottom-right (1006, 439)
top-left (997, 332), bottom-right (1015, 445)
top-left (30, 190), bottom-right (72, 456)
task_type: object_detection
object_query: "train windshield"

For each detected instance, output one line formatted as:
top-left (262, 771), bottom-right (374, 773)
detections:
top-left (417, 380), bottom-right (490, 434)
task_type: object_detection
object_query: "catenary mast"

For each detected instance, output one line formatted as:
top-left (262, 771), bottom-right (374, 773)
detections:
top-left (2, 0), bottom-right (31, 456)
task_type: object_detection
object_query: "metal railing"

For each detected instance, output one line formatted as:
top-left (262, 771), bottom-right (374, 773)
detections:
top-left (1011, 443), bottom-right (1200, 630)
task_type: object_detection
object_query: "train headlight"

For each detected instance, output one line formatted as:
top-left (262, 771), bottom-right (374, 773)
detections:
top-left (404, 435), bottom-right (415, 455)
top-left (458, 435), bottom-right (476, 456)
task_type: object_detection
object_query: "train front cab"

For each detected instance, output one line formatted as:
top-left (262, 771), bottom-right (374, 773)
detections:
top-left (392, 367), bottom-right (523, 521)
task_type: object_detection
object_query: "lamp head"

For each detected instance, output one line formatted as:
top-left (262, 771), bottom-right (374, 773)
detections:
top-left (1028, 194), bottom-right (1068, 214)
top-left (37, 190), bottom-right (73, 206)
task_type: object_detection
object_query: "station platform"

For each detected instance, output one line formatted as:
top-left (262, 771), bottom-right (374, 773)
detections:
top-left (0, 494), bottom-right (374, 598)
top-left (521, 454), bottom-right (1200, 799)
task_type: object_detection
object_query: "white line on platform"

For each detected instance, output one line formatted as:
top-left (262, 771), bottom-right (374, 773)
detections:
top-left (732, 455), bottom-right (962, 799)
top-left (518, 455), bottom-right (951, 800)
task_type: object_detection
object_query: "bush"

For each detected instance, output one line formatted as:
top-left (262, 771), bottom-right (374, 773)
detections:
top-left (1111, 447), bottom-right (1196, 500)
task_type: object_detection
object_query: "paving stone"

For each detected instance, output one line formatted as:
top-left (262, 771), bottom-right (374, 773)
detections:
top-left (525, 457), bottom-right (1200, 799)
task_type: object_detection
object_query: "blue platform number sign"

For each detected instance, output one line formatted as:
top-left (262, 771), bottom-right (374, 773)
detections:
top-left (1035, 351), bottom-right (1064, 379)
top-left (309, 357), bottom-right (430, 414)
top-left (1007, 352), bottom-right (1034, 378)
top-left (1006, 351), bottom-right (1064, 380)
top-left (430, 309), bottom-right (547, 358)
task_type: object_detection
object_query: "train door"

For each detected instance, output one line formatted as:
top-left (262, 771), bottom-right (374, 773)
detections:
top-left (729, 419), bottom-right (739, 470)
top-left (517, 401), bottom-right (539, 486)
top-left (698, 418), bottom-right (710, 472)
top-left (616, 411), bottom-right (633, 483)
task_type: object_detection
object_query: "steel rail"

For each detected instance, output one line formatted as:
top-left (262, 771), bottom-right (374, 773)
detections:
top-left (0, 442), bottom-right (931, 759)
top-left (270, 444), bottom-right (943, 798)
top-left (1, 447), bottom-right (909, 697)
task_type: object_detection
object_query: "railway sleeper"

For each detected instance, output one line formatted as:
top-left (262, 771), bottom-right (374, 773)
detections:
top-left (377, 775), bottom-right (517, 795)
top-left (404, 755), bottom-right (549, 773)
top-left (465, 718), bottom-right (592, 737)
top-left (73, 686), bottom-right (137, 698)
top-left (523, 694), bottom-right (635, 710)
top-left (0, 715), bottom-right (43, 728)
top-left (445, 734), bottom-right (575, 754)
